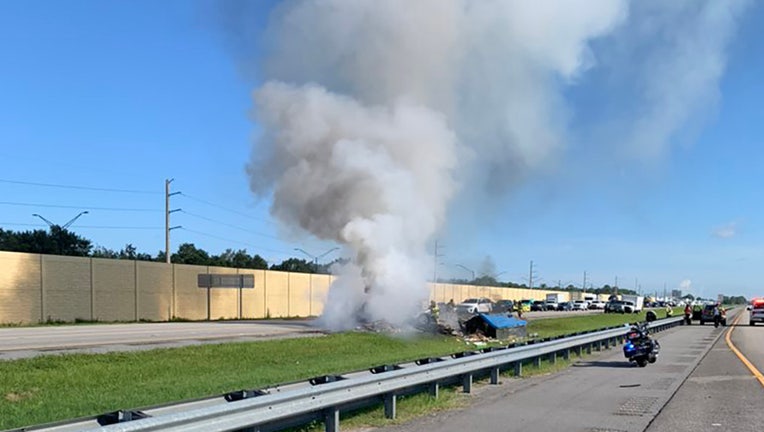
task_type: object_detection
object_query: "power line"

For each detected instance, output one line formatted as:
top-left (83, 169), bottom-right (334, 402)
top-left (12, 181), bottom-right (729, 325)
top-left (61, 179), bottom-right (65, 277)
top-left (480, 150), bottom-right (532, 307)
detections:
top-left (180, 210), bottom-right (281, 240)
top-left (0, 222), bottom-right (161, 230)
top-left (0, 201), bottom-right (161, 212)
top-left (179, 193), bottom-right (277, 225)
top-left (180, 228), bottom-right (293, 257)
top-left (0, 178), bottom-right (159, 194)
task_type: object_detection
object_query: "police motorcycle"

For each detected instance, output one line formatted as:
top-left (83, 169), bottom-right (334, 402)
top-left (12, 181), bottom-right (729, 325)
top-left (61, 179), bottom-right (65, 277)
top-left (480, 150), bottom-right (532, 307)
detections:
top-left (623, 322), bottom-right (660, 367)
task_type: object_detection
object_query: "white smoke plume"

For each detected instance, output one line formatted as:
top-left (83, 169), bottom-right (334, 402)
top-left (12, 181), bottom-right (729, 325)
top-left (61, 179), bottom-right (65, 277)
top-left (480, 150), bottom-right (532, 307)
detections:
top-left (242, 0), bottom-right (748, 329)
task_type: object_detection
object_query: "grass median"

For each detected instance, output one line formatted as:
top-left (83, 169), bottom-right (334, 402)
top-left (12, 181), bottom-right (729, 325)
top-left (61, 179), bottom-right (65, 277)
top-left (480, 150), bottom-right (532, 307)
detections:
top-left (0, 309), bottom-right (678, 430)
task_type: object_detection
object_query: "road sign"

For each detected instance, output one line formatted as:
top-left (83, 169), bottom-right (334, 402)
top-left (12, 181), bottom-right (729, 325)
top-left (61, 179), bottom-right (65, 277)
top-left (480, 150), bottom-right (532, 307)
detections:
top-left (197, 274), bottom-right (255, 289)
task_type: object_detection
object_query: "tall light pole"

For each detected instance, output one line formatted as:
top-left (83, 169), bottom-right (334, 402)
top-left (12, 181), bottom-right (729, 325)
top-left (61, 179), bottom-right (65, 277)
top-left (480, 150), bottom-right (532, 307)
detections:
top-left (32, 211), bottom-right (88, 255)
top-left (32, 211), bottom-right (89, 229)
top-left (294, 247), bottom-right (339, 272)
top-left (455, 264), bottom-right (475, 281)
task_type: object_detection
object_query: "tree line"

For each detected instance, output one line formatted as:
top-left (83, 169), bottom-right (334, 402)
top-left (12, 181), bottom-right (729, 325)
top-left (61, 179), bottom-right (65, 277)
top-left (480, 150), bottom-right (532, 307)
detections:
top-left (2, 227), bottom-right (740, 299)
top-left (0, 227), bottom-right (337, 274)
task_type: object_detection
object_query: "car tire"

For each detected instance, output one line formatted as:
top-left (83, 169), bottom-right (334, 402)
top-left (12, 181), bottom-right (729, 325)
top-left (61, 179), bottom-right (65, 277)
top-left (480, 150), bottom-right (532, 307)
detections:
top-left (636, 358), bottom-right (647, 367)
top-left (699, 320), bottom-right (704, 325)
top-left (750, 321), bottom-right (755, 326)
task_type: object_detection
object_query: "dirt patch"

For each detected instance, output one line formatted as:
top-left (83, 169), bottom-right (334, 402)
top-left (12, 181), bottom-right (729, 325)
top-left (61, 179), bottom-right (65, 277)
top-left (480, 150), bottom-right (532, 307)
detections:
top-left (4, 388), bottom-right (37, 402)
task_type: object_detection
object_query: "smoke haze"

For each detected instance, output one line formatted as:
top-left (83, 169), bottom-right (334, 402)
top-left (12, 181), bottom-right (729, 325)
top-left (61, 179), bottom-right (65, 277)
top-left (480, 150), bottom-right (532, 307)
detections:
top-left (239, 0), bottom-right (749, 329)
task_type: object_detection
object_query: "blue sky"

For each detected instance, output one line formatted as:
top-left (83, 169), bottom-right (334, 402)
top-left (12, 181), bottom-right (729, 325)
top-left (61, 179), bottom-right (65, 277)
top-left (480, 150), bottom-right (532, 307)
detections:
top-left (1, 1), bottom-right (762, 299)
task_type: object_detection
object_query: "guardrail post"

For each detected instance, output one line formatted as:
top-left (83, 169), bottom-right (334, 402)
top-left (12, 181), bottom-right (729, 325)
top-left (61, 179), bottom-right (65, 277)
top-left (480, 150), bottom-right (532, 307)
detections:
top-left (429, 382), bottom-right (439, 398)
top-left (533, 356), bottom-right (541, 368)
top-left (574, 346), bottom-right (581, 357)
top-left (596, 341), bottom-right (602, 351)
top-left (514, 361), bottom-right (522, 377)
top-left (324, 407), bottom-right (339, 432)
top-left (562, 349), bottom-right (570, 360)
top-left (462, 373), bottom-right (473, 393)
top-left (586, 343), bottom-right (592, 354)
top-left (490, 367), bottom-right (500, 384)
top-left (604, 338), bottom-right (610, 349)
top-left (384, 393), bottom-right (396, 419)
top-left (549, 352), bottom-right (557, 365)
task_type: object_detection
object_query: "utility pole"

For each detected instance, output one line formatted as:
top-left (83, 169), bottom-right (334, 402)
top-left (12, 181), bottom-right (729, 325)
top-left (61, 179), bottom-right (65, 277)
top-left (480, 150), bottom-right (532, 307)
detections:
top-left (582, 271), bottom-right (587, 292)
top-left (433, 240), bottom-right (444, 282)
top-left (528, 260), bottom-right (534, 290)
top-left (165, 179), bottom-right (182, 264)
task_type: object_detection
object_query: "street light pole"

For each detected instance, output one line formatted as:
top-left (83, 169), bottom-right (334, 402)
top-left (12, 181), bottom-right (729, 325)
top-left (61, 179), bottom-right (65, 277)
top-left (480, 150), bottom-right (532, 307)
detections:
top-left (294, 247), bottom-right (339, 273)
top-left (455, 264), bottom-right (475, 281)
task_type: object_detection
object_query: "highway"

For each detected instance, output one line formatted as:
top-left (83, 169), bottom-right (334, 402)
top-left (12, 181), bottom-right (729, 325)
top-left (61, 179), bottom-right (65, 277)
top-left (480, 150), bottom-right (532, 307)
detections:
top-left (0, 320), bottom-right (323, 360)
top-left (375, 309), bottom-right (763, 432)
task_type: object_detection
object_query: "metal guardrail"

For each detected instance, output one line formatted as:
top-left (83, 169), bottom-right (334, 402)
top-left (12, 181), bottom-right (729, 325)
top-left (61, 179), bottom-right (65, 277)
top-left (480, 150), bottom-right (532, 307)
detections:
top-left (17, 316), bottom-right (685, 432)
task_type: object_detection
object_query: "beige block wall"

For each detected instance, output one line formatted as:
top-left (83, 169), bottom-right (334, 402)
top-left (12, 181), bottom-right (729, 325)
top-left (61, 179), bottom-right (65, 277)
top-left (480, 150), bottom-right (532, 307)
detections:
top-left (264, 270), bottom-right (290, 318)
top-left (238, 268), bottom-right (267, 319)
top-left (137, 261), bottom-right (173, 321)
top-left (174, 264), bottom-right (208, 320)
top-left (288, 272), bottom-right (311, 317)
top-left (42, 255), bottom-right (91, 321)
top-left (310, 274), bottom-right (333, 316)
top-left (0, 251), bottom-right (599, 324)
top-left (92, 258), bottom-right (136, 322)
top-left (208, 266), bottom-right (239, 320)
top-left (0, 251), bottom-right (42, 323)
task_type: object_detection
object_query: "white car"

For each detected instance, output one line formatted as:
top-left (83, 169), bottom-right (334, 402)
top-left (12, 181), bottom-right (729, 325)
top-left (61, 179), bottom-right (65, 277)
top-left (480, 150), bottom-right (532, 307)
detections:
top-left (455, 297), bottom-right (493, 315)
top-left (572, 300), bottom-right (588, 311)
top-left (589, 301), bottom-right (607, 310)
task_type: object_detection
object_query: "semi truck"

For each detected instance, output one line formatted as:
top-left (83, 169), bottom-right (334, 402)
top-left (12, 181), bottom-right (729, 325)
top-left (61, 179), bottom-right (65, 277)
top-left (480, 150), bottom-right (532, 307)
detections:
top-left (545, 293), bottom-right (565, 311)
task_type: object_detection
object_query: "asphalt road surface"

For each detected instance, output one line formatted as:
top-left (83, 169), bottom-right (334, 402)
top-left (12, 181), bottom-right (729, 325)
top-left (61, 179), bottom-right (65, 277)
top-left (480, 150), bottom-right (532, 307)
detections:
top-left (374, 313), bottom-right (754, 432)
top-left (646, 310), bottom-right (764, 431)
top-left (0, 320), bottom-right (323, 360)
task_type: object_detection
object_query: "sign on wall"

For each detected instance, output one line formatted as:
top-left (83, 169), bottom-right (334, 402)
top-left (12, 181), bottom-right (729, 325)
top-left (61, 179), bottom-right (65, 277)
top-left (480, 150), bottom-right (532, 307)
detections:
top-left (197, 274), bottom-right (255, 289)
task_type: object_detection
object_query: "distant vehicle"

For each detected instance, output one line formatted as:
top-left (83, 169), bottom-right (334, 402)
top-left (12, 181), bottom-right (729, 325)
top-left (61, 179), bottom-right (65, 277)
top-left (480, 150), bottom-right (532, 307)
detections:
top-left (572, 300), bottom-right (588, 311)
top-left (605, 300), bottom-right (625, 314)
top-left (456, 298), bottom-right (492, 315)
top-left (699, 304), bottom-right (726, 326)
top-left (545, 293), bottom-right (564, 311)
top-left (557, 301), bottom-right (573, 311)
top-left (518, 299), bottom-right (533, 312)
top-left (531, 300), bottom-right (546, 311)
top-left (623, 301), bottom-right (638, 314)
top-left (749, 298), bottom-right (764, 326)
top-left (621, 295), bottom-right (644, 313)
top-left (589, 301), bottom-right (607, 310)
top-left (492, 299), bottom-right (514, 313)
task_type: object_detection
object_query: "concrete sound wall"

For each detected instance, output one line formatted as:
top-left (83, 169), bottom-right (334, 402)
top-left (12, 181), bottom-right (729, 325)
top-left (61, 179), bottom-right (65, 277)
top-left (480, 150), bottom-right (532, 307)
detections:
top-left (0, 251), bottom-right (581, 324)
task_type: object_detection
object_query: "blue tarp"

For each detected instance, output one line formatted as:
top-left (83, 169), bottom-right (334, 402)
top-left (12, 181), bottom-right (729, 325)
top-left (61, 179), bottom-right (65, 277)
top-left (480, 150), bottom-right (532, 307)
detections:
top-left (478, 313), bottom-right (527, 328)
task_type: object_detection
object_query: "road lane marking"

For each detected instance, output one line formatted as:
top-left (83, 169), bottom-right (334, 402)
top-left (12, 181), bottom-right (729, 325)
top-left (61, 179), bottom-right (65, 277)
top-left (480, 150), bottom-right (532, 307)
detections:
top-left (725, 311), bottom-right (764, 388)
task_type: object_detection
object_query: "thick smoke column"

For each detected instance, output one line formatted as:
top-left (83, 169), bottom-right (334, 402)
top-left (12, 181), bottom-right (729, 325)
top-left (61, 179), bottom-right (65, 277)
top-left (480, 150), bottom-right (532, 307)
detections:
top-left (244, 0), bottom-right (748, 329)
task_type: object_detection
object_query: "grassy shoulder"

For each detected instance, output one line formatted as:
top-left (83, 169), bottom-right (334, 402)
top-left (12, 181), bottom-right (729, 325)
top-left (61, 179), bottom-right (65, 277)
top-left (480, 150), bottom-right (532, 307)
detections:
top-left (0, 333), bottom-right (464, 430)
top-left (527, 308), bottom-right (679, 338)
top-left (0, 310), bottom-right (676, 430)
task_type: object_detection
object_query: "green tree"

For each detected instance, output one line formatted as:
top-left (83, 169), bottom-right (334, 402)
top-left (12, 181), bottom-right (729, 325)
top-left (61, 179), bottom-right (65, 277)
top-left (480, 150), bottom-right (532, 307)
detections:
top-left (172, 243), bottom-right (211, 265)
top-left (270, 258), bottom-right (315, 273)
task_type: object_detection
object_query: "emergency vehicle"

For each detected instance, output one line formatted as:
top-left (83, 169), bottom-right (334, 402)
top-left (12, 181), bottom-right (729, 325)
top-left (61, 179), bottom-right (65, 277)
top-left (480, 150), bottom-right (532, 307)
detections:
top-left (750, 298), bottom-right (764, 326)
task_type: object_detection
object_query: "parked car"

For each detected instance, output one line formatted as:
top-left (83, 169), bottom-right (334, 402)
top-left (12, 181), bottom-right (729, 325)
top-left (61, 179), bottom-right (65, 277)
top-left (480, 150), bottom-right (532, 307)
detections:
top-left (604, 300), bottom-right (625, 313)
top-left (545, 301), bottom-right (559, 311)
top-left (589, 301), bottom-right (606, 310)
top-left (518, 299), bottom-right (533, 312)
top-left (699, 304), bottom-right (726, 326)
top-left (456, 298), bottom-right (493, 315)
top-left (572, 300), bottom-right (588, 311)
top-left (531, 300), bottom-right (546, 311)
top-left (623, 301), bottom-right (637, 314)
top-left (557, 301), bottom-right (573, 311)
top-left (492, 299), bottom-right (514, 313)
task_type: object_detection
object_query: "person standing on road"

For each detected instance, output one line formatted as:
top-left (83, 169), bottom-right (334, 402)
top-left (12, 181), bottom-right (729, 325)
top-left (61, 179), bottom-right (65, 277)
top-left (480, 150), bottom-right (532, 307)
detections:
top-left (515, 300), bottom-right (524, 319)
top-left (665, 304), bottom-right (673, 317)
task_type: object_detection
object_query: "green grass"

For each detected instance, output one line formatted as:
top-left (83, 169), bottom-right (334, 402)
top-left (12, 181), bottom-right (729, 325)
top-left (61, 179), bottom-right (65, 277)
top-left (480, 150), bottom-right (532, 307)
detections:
top-left (0, 333), bottom-right (464, 430)
top-left (0, 310), bottom-right (679, 430)
top-left (527, 309), bottom-right (678, 339)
